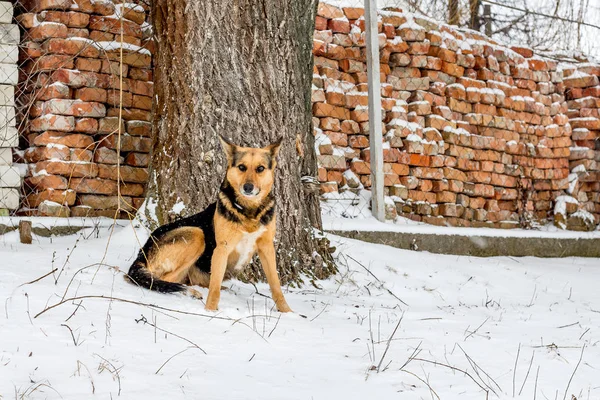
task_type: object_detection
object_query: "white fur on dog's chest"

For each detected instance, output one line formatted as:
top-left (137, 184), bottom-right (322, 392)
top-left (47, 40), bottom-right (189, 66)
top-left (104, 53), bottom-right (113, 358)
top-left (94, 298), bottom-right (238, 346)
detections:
top-left (232, 226), bottom-right (266, 270)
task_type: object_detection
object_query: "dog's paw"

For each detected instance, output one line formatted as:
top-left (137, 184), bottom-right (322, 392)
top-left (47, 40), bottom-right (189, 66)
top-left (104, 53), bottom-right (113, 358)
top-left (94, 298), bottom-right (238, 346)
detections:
top-left (277, 303), bottom-right (293, 313)
top-left (187, 288), bottom-right (203, 300)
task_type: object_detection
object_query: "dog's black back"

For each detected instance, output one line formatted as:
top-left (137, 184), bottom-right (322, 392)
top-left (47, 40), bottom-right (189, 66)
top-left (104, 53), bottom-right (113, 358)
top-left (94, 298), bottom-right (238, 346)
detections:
top-left (128, 203), bottom-right (217, 293)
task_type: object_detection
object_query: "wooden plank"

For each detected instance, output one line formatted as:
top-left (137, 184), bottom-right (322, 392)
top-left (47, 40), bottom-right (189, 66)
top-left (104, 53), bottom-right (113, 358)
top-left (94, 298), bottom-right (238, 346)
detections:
top-left (364, 0), bottom-right (385, 221)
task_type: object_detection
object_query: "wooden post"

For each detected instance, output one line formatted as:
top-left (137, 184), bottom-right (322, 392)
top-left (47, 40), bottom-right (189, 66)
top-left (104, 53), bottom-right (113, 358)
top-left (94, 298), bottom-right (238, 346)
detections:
top-left (364, 0), bottom-right (385, 222)
top-left (484, 4), bottom-right (492, 36)
top-left (19, 220), bottom-right (32, 244)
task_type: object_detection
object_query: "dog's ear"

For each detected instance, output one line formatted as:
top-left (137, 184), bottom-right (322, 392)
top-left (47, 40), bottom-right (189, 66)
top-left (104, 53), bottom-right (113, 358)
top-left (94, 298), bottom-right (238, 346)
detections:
top-left (218, 135), bottom-right (236, 163)
top-left (266, 136), bottom-right (283, 158)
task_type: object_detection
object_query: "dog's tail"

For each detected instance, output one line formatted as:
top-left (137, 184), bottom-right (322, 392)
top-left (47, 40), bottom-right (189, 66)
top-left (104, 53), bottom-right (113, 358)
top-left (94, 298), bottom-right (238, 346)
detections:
top-left (126, 257), bottom-right (187, 294)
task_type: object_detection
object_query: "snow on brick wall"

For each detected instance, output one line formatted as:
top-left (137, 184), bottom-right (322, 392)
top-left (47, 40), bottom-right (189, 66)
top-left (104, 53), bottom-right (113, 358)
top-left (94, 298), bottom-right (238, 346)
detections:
top-left (561, 65), bottom-right (600, 231)
top-left (0, 2), bottom-right (20, 213)
top-left (13, 0), bottom-right (154, 218)
top-left (312, 1), bottom-right (599, 230)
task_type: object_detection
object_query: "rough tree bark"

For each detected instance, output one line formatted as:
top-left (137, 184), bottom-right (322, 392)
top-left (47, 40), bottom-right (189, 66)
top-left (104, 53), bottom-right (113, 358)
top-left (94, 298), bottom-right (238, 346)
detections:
top-left (149, 0), bottom-right (336, 285)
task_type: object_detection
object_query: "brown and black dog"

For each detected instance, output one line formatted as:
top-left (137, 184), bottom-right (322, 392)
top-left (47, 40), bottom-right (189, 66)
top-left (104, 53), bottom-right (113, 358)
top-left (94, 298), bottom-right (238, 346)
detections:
top-left (127, 136), bottom-right (292, 312)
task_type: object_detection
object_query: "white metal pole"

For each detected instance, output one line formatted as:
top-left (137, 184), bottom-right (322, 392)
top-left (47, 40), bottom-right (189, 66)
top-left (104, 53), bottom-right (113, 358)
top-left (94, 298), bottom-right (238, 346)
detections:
top-left (364, 0), bottom-right (385, 221)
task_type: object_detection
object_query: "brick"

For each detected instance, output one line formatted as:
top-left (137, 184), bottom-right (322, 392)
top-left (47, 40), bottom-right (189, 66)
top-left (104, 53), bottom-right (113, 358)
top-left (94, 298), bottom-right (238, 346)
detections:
top-left (107, 108), bottom-right (151, 121)
top-left (33, 131), bottom-right (93, 148)
top-left (389, 53), bottom-right (411, 67)
top-left (35, 160), bottom-right (98, 178)
top-left (97, 164), bottom-right (148, 183)
top-left (100, 59), bottom-right (129, 76)
top-left (448, 98), bottom-right (472, 113)
top-left (25, 174), bottom-right (68, 191)
top-left (97, 117), bottom-right (124, 134)
top-left (89, 30), bottom-right (113, 41)
top-left (89, 15), bottom-right (142, 37)
top-left (36, 82), bottom-right (70, 100)
top-left (317, 3), bottom-right (344, 18)
top-left (67, 27), bottom-right (89, 38)
top-left (397, 27), bottom-right (426, 42)
top-left (21, 41), bottom-right (44, 59)
top-left (99, 134), bottom-right (152, 153)
top-left (78, 195), bottom-right (134, 210)
top-left (563, 74), bottom-right (599, 89)
top-left (411, 167), bottom-right (443, 180)
top-left (25, 145), bottom-right (70, 162)
top-left (407, 101), bottom-right (431, 115)
top-left (127, 120), bottom-right (152, 137)
top-left (348, 135), bottom-right (369, 148)
top-left (42, 99), bottom-right (106, 117)
top-left (105, 49), bottom-right (152, 68)
top-left (69, 178), bottom-right (118, 195)
top-left (327, 19), bottom-right (350, 34)
top-left (128, 68), bottom-right (153, 81)
top-left (26, 189), bottom-right (76, 207)
top-left (325, 91), bottom-right (345, 106)
top-left (105, 90), bottom-right (133, 107)
top-left (39, 10), bottom-right (90, 28)
top-left (131, 80), bottom-right (153, 96)
top-left (29, 22), bottom-right (68, 41)
top-left (30, 114), bottom-right (75, 132)
top-left (50, 68), bottom-right (99, 88)
top-left (43, 38), bottom-right (99, 57)
top-left (93, 147), bottom-right (123, 164)
top-left (75, 87), bottom-right (107, 102)
top-left (29, 55), bottom-right (74, 72)
top-left (313, 103), bottom-right (351, 120)
top-left (125, 152), bottom-right (150, 167)
top-left (315, 16), bottom-right (327, 31)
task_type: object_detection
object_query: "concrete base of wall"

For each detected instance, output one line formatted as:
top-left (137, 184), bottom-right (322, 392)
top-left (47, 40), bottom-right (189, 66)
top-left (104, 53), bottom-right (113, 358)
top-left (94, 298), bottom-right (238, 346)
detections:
top-left (329, 230), bottom-right (600, 258)
top-left (0, 217), bottom-right (127, 238)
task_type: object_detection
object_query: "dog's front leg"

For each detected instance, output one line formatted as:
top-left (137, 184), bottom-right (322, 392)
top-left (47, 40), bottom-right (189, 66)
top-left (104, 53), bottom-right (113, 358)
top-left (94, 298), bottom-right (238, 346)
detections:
top-left (257, 238), bottom-right (292, 313)
top-left (205, 245), bottom-right (230, 311)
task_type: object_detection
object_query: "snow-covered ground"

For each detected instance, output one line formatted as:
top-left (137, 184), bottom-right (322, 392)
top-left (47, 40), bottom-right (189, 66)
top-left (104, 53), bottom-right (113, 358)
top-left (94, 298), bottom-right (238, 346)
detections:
top-left (1, 221), bottom-right (599, 399)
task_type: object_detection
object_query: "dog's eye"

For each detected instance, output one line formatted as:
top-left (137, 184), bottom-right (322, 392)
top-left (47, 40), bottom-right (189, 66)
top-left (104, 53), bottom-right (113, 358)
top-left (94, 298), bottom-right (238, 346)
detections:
top-left (256, 166), bottom-right (265, 173)
top-left (238, 165), bottom-right (247, 172)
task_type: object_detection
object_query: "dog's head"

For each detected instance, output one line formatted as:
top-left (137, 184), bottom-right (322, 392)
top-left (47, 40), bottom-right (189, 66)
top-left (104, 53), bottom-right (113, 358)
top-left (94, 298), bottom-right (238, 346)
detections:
top-left (219, 135), bottom-right (282, 202)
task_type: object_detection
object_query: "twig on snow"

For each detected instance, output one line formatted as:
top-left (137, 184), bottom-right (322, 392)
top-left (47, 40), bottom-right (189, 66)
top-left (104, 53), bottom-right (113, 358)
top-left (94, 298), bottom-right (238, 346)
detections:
top-left (344, 254), bottom-right (409, 306)
top-left (18, 268), bottom-right (58, 288)
top-left (135, 314), bottom-right (206, 354)
top-left (376, 312), bottom-right (404, 373)
top-left (563, 345), bottom-right (585, 400)
top-left (401, 368), bottom-right (441, 400)
top-left (155, 347), bottom-right (195, 375)
top-left (513, 343), bottom-right (521, 397)
top-left (519, 350), bottom-right (535, 396)
top-left (61, 324), bottom-right (79, 346)
top-left (412, 357), bottom-right (490, 396)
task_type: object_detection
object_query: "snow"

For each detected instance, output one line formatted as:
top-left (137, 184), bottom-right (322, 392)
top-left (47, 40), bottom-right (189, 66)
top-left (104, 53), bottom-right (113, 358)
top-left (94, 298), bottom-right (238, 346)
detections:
top-left (324, 215), bottom-right (600, 239)
top-left (1, 221), bottom-right (599, 399)
top-left (94, 41), bottom-right (151, 56)
top-left (554, 195), bottom-right (578, 216)
top-left (170, 199), bottom-right (186, 215)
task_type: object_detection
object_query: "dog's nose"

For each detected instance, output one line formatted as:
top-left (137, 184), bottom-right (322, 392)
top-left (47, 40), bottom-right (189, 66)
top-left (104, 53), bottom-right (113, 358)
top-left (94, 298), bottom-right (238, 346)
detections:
top-left (243, 183), bottom-right (254, 193)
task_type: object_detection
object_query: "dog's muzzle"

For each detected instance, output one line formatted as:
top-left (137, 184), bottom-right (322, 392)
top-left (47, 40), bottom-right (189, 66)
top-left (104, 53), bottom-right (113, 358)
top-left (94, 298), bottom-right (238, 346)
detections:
top-left (242, 183), bottom-right (259, 197)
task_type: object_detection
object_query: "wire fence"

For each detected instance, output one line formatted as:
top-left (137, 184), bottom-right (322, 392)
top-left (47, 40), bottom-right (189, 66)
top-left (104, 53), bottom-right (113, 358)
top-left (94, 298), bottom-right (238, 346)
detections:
top-left (0, 0), bottom-right (598, 232)
top-left (0, 0), bottom-right (152, 219)
top-left (312, 0), bottom-right (599, 230)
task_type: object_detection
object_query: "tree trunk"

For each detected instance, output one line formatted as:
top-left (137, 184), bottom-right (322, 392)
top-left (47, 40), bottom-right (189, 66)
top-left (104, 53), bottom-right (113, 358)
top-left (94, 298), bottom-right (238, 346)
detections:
top-left (150, 0), bottom-right (336, 285)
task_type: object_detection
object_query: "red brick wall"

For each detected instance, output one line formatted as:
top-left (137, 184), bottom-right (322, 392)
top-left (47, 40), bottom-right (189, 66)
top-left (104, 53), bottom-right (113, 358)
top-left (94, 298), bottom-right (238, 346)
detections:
top-left (563, 65), bottom-right (600, 227)
top-left (16, 0), bottom-right (153, 218)
top-left (312, 2), bottom-right (599, 229)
